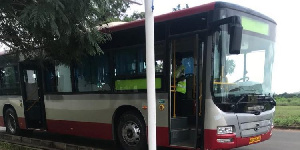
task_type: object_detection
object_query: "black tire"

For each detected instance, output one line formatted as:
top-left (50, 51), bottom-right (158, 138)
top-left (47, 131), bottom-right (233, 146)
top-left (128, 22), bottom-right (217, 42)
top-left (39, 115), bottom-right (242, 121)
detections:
top-left (4, 108), bottom-right (20, 135)
top-left (117, 111), bottom-right (147, 150)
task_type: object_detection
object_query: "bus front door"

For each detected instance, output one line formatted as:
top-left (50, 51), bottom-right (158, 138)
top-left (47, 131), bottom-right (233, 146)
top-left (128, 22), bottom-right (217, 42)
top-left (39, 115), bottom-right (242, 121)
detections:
top-left (20, 62), bottom-right (46, 129)
top-left (170, 34), bottom-right (204, 148)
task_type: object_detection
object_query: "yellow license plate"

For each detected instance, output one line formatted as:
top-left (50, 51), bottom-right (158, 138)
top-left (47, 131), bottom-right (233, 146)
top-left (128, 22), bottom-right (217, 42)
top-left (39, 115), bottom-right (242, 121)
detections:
top-left (249, 135), bottom-right (261, 144)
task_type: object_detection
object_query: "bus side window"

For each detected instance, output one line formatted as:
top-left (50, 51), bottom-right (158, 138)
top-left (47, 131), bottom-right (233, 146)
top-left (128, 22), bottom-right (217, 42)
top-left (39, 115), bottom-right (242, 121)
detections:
top-left (0, 68), bottom-right (4, 95)
top-left (55, 65), bottom-right (72, 92)
top-left (155, 43), bottom-right (165, 73)
top-left (0, 66), bottom-right (20, 95)
top-left (115, 49), bottom-right (137, 76)
top-left (44, 63), bottom-right (57, 93)
top-left (138, 43), bottom-right (165, 75)
top-left (74, 53), bottom-right (111, 92)
top-left (91, 54), bottom-right (111, 92)
top-left (114, 43), bottom-right (165, 92)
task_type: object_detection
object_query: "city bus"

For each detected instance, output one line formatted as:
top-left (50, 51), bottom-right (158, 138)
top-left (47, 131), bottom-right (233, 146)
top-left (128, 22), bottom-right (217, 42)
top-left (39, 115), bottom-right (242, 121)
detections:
top-left (0, 2), bottom-right (276, 150)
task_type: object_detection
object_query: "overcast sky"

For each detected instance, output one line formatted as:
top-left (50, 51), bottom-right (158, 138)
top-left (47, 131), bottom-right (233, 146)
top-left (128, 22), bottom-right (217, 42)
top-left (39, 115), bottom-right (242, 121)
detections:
top-left (126, 0), bottom-right (300, 94)
top-left (1, 0), bottom-right (299, 94)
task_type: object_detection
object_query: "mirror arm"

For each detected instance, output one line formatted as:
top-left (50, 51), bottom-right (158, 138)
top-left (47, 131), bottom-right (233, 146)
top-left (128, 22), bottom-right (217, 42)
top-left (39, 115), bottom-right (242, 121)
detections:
top-left (209, 16), bottom-right (242, 31)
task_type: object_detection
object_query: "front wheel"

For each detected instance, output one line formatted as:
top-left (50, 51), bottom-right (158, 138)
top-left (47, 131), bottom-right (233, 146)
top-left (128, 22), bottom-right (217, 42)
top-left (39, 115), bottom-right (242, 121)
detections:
top-left (4, 108), bottom-right (20, 135)
top-left (117, 111), bottom-right (147, 150)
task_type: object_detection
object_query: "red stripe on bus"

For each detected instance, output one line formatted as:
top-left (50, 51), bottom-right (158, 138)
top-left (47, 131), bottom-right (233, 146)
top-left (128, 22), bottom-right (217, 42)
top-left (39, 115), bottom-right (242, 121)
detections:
top-left (151, 126), bottom-right (169, 147)
top-left (204, 129), bottom-right (272, 149)
top-left (18, 117), bottom-right (26, 129)
top-left (108, 2), bottom-right (215, 32)
top-left (47, 120), bottom-right (113, 140)
top-left (0, 116), bottom-right (26, 129)
top-left (47, 119), bottom-right (169, 146)
top-left (0, 117), bottom-right (169, 146)
top-left (236, 129), bottom-right (272, 147)
top-left (0, 116), bottom-right (4, 126)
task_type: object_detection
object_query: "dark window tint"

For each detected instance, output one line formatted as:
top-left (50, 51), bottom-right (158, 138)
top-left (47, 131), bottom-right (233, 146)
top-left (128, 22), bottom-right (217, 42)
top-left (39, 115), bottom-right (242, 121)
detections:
top-left (44, 63), bottom-right (57, 92)
top-left (138, 43), bottom-right (165, 74)
top-left (115, 43), bottom-right (165, 76)
top-left (0, 66), bottom-right (21, 95)
top-left (74, 53), bottom-right (111, 92)
top-left (115, 49), bottom-right (138, 76)
top-left (114, 43), bottom-right (165, 92)
top-left (44, 64), bottom-right (72, 93)
top-left (91, 54), bottom-right (111, 91)
top-left (55, 65), bottom-right (72, 92)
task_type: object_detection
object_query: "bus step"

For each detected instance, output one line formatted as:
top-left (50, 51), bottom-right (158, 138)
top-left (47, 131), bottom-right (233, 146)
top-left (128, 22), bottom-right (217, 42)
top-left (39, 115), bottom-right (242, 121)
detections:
top-left (171, 117), bottom-right (188, 129)
top-left (170, 139), bottom-right (194, 148)
top-left (170, 128), bottom-right (190, 144)
top-left (189, 128), bottom-right (196, 143)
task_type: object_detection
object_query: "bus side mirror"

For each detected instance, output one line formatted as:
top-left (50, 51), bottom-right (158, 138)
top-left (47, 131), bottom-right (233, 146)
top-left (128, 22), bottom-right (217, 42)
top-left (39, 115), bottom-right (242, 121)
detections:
top-left (210, 16), bottom-right (243, 54)
top-left (229, 24), bottom-right (243, 54)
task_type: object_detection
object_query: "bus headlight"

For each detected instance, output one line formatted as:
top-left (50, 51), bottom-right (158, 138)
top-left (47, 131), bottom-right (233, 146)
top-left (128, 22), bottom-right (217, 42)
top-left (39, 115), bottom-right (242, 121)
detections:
top-left (217, 126), bottom-right (233, 134)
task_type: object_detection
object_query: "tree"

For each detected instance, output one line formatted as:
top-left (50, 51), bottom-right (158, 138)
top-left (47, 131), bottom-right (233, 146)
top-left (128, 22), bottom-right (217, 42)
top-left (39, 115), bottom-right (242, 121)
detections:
top-left (226, 59), bottom-right (236, 75)
top-left (0, 0), bottom-right (130, 64)
top-left (173, 4), bottom-right (189, 12)
top-left (123, 11), bottom-right (145, 22)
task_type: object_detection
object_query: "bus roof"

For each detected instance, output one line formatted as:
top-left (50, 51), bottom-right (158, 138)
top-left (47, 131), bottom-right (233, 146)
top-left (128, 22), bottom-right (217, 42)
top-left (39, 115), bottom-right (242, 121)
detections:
top-left (108, 2), bottom-right (216, 32)
top-left (107, 1), bottom-right (276, 32)
top-left (215, 2), bottom-right (276, 24)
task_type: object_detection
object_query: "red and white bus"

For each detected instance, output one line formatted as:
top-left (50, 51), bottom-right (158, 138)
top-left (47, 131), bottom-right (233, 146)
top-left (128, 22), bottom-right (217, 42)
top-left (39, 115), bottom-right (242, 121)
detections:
top-left (0, 2), bottom-right (276, 150)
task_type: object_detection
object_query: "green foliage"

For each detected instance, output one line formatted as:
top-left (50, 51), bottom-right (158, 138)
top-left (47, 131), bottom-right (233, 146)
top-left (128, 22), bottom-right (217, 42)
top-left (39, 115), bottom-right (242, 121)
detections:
top-left (274, 106), bottom-right (300, 127)
top-left (225, 59), bottom-right (235, 75)
top-left (274, 92), bottom-right (300, 98)
top-left (123, 11), bottom-right (145, 22)
top-left (275, 95), bottom-right (300, 106)
top-left (173, 4), bottom-right (189, 11)
top-left (0, 142), bottom-right (36, 150)
top-left (0, 0), bottom-right (130, 64)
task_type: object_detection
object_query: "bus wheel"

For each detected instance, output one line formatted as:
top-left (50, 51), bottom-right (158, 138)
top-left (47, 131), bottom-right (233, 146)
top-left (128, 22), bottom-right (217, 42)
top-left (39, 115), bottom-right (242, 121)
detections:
top-left (4, 108), bottom-right (20, 135)
top-left (117, 111), bottom-right (147, 150)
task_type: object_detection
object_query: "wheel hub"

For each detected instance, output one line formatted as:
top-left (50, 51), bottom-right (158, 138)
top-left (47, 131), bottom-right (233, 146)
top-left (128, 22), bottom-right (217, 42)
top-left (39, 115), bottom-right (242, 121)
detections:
top-left (122, 121), bottom-right (140, 146)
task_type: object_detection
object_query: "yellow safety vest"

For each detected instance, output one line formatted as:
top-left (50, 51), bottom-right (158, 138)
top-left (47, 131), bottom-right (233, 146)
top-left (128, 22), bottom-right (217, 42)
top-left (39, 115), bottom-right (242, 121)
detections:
top-left (176, 79), bottom-right (186, 94)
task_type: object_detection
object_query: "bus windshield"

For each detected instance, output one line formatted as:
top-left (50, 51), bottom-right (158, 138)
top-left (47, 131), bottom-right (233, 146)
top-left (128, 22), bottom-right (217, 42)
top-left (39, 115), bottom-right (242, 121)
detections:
top-left (213, 16), bottom-right (275, 110)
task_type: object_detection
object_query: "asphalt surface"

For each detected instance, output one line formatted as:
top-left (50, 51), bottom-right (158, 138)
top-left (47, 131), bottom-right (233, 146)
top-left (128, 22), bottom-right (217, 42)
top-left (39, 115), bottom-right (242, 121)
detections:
top-left (233, 129), bottom-right (300, 150)
top-left (1, 127), bottom-right (300, 150)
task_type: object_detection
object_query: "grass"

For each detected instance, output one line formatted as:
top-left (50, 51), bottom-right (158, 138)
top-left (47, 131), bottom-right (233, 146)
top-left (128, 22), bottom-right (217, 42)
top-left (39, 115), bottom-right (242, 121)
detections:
top-left (275, 97), bottom-right (300, 106)
top-left (273, 96), bottom-right (300, 127)
top-left (0, 142), bottom-right (36, 150)
top-left (274, 106), bottom-right (300, 127)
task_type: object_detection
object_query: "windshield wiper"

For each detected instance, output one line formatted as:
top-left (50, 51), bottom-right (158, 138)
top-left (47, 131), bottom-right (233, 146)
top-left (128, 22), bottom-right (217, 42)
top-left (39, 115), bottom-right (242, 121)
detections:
top-left (233, 94), bottom-right (247, 112)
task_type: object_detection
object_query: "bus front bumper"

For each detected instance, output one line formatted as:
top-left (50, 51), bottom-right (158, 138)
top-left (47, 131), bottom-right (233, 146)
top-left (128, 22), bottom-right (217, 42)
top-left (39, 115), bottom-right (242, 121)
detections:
top-left (204, 128), bottom-right (272, 150)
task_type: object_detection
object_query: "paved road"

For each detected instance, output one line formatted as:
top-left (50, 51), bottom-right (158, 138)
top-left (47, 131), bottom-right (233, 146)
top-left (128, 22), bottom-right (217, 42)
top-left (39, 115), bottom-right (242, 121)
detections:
top-left (1, 128), bottom-right (300, 150)
top-left (233, 129), bottom-right (300, 150)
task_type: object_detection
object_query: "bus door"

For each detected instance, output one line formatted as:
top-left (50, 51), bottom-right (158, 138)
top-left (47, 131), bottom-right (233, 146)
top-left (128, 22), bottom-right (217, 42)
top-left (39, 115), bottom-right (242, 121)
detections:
top-left (169, 34), bottom-right (204, 148)
top-left (20, 62), bottom-right (46, 129)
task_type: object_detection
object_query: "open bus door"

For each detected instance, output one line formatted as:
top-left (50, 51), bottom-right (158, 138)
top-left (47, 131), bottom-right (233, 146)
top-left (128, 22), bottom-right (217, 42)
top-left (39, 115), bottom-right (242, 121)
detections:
top-left (169, 34), bottom-right (204, 148)
top-left (20, 62), bottom-right (46, 129)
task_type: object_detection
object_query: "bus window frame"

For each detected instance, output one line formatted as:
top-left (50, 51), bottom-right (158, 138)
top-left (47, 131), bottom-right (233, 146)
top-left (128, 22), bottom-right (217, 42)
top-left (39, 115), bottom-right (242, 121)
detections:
top-left (0, 64), bottom-right (21, 96)
top-left (43, 41), bottom-right (167, 95)
top-left (112, 41), bottom-right (166, 93)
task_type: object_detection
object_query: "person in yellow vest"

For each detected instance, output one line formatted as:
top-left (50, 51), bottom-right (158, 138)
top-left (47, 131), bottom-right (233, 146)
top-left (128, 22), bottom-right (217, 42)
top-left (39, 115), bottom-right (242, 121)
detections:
top-left (175, 57), bottom-right (194, 94)
top-left (175, 61), bottom-right (186, 95)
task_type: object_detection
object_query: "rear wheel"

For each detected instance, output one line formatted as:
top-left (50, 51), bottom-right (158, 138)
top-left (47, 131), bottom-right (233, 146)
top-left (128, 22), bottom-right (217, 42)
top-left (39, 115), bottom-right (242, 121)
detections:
top-left (4, 108), bottom-right (20, 135)
top-left (117, 111), bottom-right (147, 150)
